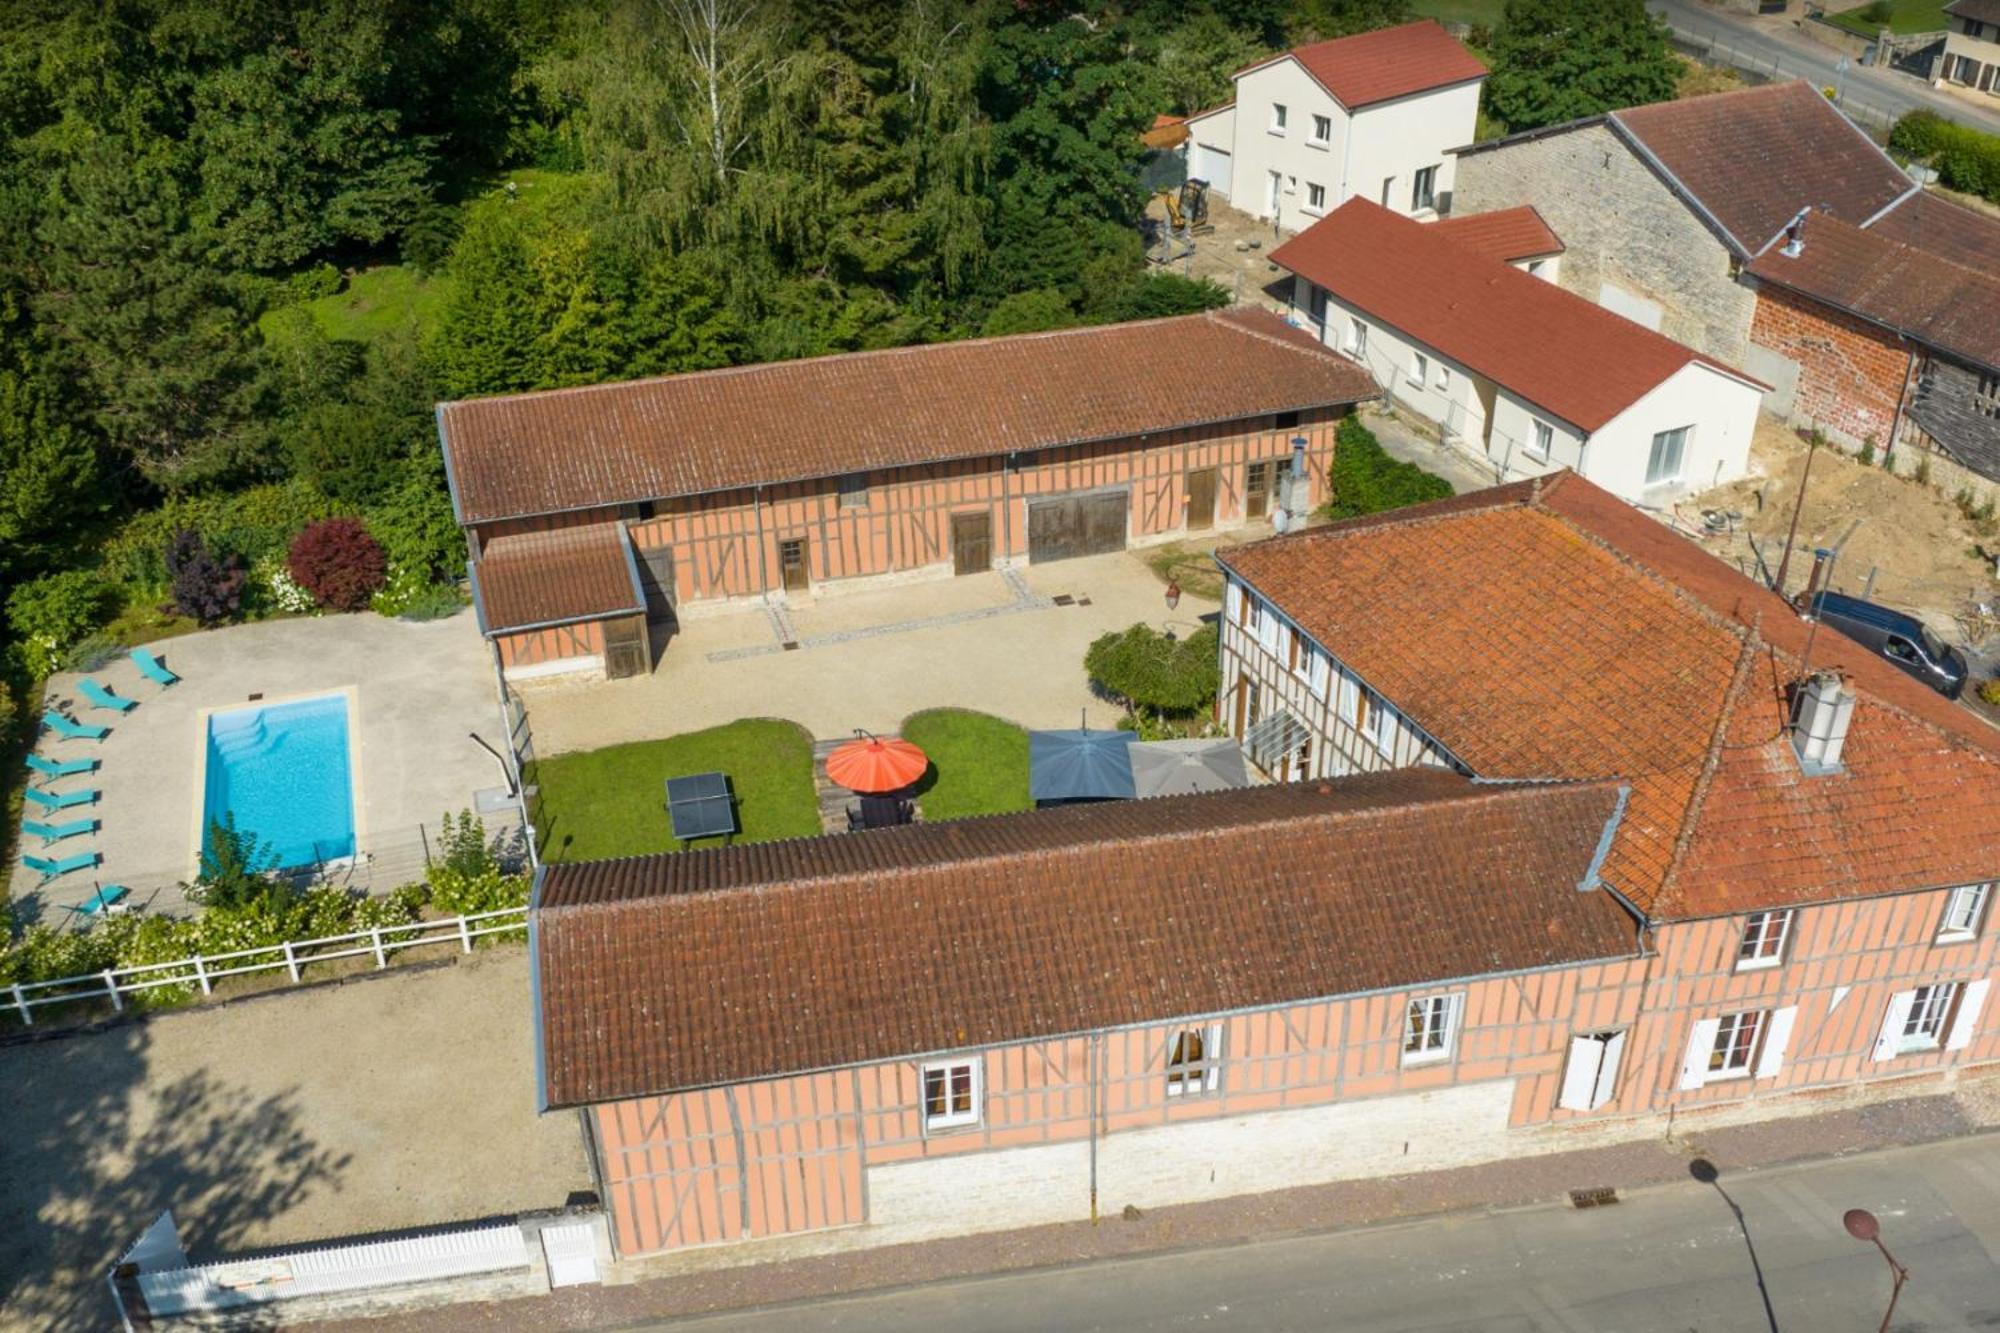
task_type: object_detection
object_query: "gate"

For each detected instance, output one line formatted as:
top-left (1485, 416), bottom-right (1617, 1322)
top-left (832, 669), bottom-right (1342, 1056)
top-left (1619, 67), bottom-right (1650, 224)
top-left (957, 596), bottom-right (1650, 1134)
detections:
top-left (1027, 490), bottom-right (1129, 564)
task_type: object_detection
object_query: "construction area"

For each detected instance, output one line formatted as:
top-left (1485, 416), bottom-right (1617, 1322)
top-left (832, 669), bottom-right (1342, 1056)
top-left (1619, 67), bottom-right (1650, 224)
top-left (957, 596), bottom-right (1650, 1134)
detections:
top-left (1141, 185), bottom-right (1294, 314)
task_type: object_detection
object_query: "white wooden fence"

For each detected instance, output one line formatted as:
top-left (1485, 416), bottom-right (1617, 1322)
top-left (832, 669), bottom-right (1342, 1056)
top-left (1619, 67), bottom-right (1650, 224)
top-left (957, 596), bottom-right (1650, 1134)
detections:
top-left (4, 905), bottom-right (529, 1026)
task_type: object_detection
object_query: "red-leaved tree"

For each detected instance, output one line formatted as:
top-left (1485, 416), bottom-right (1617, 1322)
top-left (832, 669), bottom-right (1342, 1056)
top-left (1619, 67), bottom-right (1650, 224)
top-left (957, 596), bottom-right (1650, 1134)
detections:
top-left (287, 518), bottom-right (388, 612)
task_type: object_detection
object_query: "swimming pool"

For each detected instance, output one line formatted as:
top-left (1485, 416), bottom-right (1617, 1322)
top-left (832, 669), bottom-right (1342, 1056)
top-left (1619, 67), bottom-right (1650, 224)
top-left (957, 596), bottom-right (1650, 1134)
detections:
top-left (201, 694), bottom-right (356, 870)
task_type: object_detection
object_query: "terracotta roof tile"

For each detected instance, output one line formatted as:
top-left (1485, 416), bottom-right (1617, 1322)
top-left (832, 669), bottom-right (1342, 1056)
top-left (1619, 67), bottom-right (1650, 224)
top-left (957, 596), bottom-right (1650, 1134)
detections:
top-left (1428, 206), bottom-right (1565, 263)
top-left (1220, 472), bottom-right (2000, 921)
top-left (533, 772), bottom-right (1636, 1106)
top-left (440, 310), bottom-right (1377, 525)
top-left (1247, 21), bottom-right (1487, 110)
top-left (473, 521), bottom-right (641, 634)
top-left (1272, 200), bottom-right (1755, 432)
top-left (1610, 81), bottom-right (1911, 255)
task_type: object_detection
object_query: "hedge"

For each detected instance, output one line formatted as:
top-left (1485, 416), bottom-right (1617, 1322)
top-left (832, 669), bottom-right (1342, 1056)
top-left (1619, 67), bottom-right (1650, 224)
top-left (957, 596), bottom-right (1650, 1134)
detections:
top-left (1889, 111), bottom-right (2000, 205)
top-left (1323, 416), bottom-right (1454, 520)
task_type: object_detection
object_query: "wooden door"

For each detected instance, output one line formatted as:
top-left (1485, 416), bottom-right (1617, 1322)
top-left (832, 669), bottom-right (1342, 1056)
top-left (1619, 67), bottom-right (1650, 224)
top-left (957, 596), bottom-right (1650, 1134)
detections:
top-left (1185, 468), bottom-right (1217, 531)
top-left (1028, 491), bottom-right (1129, 564)
top-left (603, 616), bottom-right (649, 679)
top-left (779, 538), bottom-right (809, 593)
top-left (951, 511), bottom-right (992, 576)
top-left (1245, 461), bottom-right (1272, 519)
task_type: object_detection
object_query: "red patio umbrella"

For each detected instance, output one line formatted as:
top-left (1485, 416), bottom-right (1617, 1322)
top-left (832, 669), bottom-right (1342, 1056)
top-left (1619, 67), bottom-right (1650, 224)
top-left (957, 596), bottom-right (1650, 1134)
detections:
top-left (826, 733), bottom-right (929, 793)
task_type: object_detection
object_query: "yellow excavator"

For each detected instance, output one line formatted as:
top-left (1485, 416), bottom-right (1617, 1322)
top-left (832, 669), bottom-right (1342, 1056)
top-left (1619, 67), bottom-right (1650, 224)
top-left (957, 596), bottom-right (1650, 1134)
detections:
top-left (1159, 178), bottom-right (1211, 233)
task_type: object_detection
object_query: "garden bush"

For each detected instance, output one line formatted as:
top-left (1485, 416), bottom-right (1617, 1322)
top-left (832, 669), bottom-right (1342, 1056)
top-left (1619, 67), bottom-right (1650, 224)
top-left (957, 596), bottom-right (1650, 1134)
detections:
top-left (1323, 416), bottom-right (1454, 520)
top-left (5, 569), bottom-right (112, 677)
top-left (1085, 622), bottom-right (1222, 716)
top-left (166, 529), bottom-right (248, 625)
top-left (186, 813), bottom-right (281, 911)
top-left (288, 517), bottom-right (388, 611)
top-left (103, 480), bottom-right (343, 600)
top-left (1889, 111), bottom-right (2000, 205)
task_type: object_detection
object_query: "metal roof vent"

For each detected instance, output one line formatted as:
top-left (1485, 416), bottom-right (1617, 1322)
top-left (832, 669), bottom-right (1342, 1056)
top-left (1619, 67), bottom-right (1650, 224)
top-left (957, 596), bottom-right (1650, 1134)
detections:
top-left (1790, 672), bottom-right (1855, 775)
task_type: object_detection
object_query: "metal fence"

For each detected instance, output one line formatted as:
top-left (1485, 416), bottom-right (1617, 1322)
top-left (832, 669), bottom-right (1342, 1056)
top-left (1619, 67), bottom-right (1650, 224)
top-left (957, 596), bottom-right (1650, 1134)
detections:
top-left (1658, 16), bottom-right (1904, 137)
top-left (3, 905), bottom-right (529, 1026)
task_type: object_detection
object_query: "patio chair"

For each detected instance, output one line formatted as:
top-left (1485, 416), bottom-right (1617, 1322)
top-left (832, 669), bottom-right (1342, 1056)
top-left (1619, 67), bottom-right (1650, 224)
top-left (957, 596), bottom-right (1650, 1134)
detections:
top-left (26, 753), bottom-right (98, 782)
top-left (77, 883), bottom-right (130, 916)
top-left (24, 786), bottom-right (97, 812)
top-left (42, 710), bottom-right (109, 742)
top-left (23, 816), bottom-right (97, 846)
top-left (79, 679), bottom-right (138, 713)
top-left (132, 647), bottom-right (181, 687)
top-left (24, 850), bottom-right (99, 882)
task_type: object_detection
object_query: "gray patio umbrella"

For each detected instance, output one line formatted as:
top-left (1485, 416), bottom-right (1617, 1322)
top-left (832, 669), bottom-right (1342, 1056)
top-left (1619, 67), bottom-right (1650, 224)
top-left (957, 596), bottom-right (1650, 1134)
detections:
top-left (1129, 739), bottom-right (1251, 799)
top-left (1028, 728), bottom-right (1137, 804)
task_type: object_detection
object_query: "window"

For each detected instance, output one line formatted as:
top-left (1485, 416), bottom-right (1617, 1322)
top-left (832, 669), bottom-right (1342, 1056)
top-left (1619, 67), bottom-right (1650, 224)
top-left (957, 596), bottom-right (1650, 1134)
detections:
top-left (1876, 980), bottom-right (1991, 1060)
top-left (1976, 372), bottom-right (1999, 420)
top-left (1558, 1030), bottom-right (1628, 1111)
top-left (1409, 352), bottom-right (1429, 387)
top-left (1273, 409), bottom-right (1301, 429)
top-left (1270, 102), bottom-right (1287, 133)
top-left (1349, 319), bottom-right (1368, 359)
top-left (1380, 176), bottom-right (1394, 207)
top-left (1735, 909), bottom-right (1794, 970)
top-left (1707, 1009), bottom-right (1765, 1079)
top-left (1939, 882), bottom-right (1991, 941)
top-left (1646, 426), bottom-right (1691, 487)
top-left (1357, 686), bottom-right (1391, 753)
top-left (922, 1058), bottom-right (980, 1130)
top-left (1526, 418), bottom-right (1553, 461)
top-left (1292, 735), bottom-right (1312, 780)
top-left (1410, 165), bottom-right (1437, 213)
top-left (1310, 113), bottom-right (1332, 144)
top-left (1527, 259), bottom-right (1545, 277)
top-left (1901, 983), bottom-right (1960, 1052)
top-left (1166, 1024), bottom-right (1222, 1095)
top-left (1437, 364), bottom-right (1451, 392)
top-left (1287, 624), bottom-right (1303, 674)
top-left (1402, 993), bottom-right (1461, 1065)
top-left (1305, 181), bottom-right (1326, 213)
top-left (1286, 174), bottom-right (1297, 194)
top-left (837, 473), bottom-right (869, 509)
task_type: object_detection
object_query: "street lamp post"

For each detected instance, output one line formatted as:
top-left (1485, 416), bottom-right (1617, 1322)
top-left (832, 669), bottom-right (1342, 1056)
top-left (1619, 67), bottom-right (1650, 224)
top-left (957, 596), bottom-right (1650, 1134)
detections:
top-left (1843, 1208), bottom-right (1909, 1333)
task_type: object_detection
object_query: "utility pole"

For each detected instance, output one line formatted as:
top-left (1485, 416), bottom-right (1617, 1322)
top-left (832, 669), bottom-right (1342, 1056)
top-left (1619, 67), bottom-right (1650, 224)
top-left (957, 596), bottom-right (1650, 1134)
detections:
top-left (1773, 431), bottom-right (1823, 596)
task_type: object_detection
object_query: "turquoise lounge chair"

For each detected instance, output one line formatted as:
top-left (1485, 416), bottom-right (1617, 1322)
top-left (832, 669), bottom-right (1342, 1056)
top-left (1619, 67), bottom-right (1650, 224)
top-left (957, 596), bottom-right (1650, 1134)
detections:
top-left (26, 753), bottom-right (98, 781)
top-left (23, 817), bottom-right (96, 846)
top-left (132, 647), bottom-right (180, 687)
top-left (76, 883), bottom-right (129, 915)
top-left (79, 679), bottom-right (137, 713)
top-left (24, 786), bottom-right (96, 811)
top-left (42, 711), bottom-right (108, 742)
top-left (23, 850), bottom-right (99, 881)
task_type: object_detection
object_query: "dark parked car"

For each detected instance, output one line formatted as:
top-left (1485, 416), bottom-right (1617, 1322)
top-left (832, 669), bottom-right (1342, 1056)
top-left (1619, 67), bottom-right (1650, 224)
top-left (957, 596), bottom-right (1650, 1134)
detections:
top-left (1803, 591), bottom-right (1968, 699)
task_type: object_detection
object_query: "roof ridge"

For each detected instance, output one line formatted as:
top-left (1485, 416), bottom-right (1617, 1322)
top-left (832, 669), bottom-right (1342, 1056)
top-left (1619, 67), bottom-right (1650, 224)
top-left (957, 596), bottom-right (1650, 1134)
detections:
top-left (1653, 620), bottom-right (1765, 910)
top-left (1210, 307), bottom-right (1375, 367)
top-left (1220, 476), bottom-right (1541, 562)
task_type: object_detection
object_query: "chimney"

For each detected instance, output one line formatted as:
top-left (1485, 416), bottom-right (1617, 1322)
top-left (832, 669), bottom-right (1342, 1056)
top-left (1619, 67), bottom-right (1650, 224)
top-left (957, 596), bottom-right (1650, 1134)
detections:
top-left (1790, 672), bottom-right (1855, 774)
top-left (1779, 208), bottom-right (1809, 259)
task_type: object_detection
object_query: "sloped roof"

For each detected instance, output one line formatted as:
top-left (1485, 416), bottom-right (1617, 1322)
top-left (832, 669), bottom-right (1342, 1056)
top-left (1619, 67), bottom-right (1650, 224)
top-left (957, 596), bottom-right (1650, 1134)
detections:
top-left (1945, 0), bottom-right (2000, 22)
top-left (534, 770), bottom-right (1637, 1106)
top-left (439, 309), bottom-right (1377, 525)
top-left (472, 521), bottom-right (642, 635)
top-left (1219, 472), bottom-right (2000, 922)
top-left (1429, 206), bottom-right (1565, 264)
top-left (1271, 199), bottom-right (1756, 433)
top-left (1242, 20), bottom-right (1487, 111)
top-left (1610, 81), bottom-right (1912, 256)
top-left (1868, 190), bottom-right (2000, 272)
top-left (1747, 209), bottom-right (2000, 371)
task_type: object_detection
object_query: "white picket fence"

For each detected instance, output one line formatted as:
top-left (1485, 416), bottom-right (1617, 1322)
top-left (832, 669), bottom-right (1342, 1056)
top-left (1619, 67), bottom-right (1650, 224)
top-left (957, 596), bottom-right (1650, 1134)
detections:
top-left (4, 905), bottom-right (529, 1026)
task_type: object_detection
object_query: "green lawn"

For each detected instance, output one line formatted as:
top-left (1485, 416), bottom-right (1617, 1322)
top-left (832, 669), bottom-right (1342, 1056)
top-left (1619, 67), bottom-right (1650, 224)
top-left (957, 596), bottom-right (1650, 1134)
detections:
top-left (902, 709), bottom-right (1031, 822)
top-left (1408, 0), bottom-right (1505, 27)
top-left (530, 719), bottom-right (820, 862)
top-left (1824, 0), bottom-right (1949, 35)
top-left (260, 264), bottom-right (449, 348)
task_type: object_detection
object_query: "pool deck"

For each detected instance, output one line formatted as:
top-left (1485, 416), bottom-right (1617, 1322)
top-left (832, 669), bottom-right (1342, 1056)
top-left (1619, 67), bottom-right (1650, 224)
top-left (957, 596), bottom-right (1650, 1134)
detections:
top-left (11, 609), bottom-right (513, 927)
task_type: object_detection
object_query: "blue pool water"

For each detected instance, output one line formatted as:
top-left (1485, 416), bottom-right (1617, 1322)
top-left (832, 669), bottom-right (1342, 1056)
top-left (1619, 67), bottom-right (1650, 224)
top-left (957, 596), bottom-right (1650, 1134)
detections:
top-left (202, 694), bottom-right (356, 869)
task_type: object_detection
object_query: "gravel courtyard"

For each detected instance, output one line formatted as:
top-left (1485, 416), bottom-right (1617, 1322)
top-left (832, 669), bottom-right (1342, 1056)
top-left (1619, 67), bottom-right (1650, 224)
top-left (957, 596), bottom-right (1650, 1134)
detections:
top-left (0, 949), bottom-right (587, 1332)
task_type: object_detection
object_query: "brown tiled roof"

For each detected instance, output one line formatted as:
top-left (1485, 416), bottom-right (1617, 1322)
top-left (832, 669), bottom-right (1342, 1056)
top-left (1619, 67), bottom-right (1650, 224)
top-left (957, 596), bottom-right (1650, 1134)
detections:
top-left (1945, 0), bottom-right (2000, 22)
top-left (1610, 81), bottom-right (1912, 256)
top-left (1429, 206), bottom-right (1565, 264)
top-left (1220, 473), bottom-right (2000, 922)
top-left (533, 771), bottom-right (1637, 1106)
top-left (1747, 210), bottom-right (2000, 371)
top-left (1244, 21), bottom-right (1487, 110)
top-left (439, 310), bottom-right (1377, 525)
top-left (1868, 191), bottom-right (2000, 272)
top-left (472, 521), bottom-right (641, 634)
top-left (1272, 200), bottom-right (1758, 432)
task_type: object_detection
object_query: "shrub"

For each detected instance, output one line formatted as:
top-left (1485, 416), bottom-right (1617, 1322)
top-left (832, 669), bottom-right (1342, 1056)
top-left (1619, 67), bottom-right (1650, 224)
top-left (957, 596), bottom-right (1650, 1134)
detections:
top-left (373, 573), bottom-right (464, 620)
top-left (186, 813), bottom-right (282, 912)
top-left (166, 529), bottom-right (247, 625)
top-left (103, 481), bottom-right (342, 599)
top-left (251, 551), bottom-right (316, 615)
top-left (1978, 679), bottom-right (2000, 707)
top-left (435, 809), bottom-right (498, 879)
top-left (366, 456), bottom-right (463, 586)
top-left (1858, 439), bottom-right (1876, 467)
top-left (428, 866), bottom-right (532, 920)
top-left (981, 289), bottom-right (1078, 337)
top-left (1914, 454), bottom-right (1932, 486)
top-left (1889, 111), bottom-right (2000, 206)
top-left (5, 570), bottom-right (112, 678)
top-left (288, 517), bottom-right (388, 612)
top-left (1085, 622), bottom-right (1222, 716)
top-left (1323, 416), bottom-right (1455, 520)
top-left (1114, 273), bottom-right (1231, 321)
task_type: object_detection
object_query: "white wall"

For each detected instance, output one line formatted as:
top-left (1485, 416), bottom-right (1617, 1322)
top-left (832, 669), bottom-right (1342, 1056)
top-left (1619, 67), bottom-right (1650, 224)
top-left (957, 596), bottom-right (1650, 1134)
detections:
top-left (1583, 362), bottom-right (1761, 502)
top-left (1347, 81), bottom-right (1482, 218)
top-left (1289, 279), bottom-right (1491, 446)
top-left (1186, 106), bottom-right (1237, 196)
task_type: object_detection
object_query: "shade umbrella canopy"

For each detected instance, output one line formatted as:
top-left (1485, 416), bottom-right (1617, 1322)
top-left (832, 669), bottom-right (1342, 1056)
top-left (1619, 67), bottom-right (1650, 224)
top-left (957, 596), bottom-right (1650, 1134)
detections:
top-left (1129, 739), bottom-right (1251, 799)
top-left (1029, 728), bottom-right (1137, 803)
top-left (826, 735), bottom-right (930, 793)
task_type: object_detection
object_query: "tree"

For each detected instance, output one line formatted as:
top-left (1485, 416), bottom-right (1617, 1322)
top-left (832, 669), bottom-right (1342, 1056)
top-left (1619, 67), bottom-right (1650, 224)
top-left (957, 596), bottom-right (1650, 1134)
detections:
top-left (0, 345), bottom-right (99, 581)
top-left (1154, 13), bottom-right (1267, 116)
top-left (189, 813), bottom-right (281, 912)
top-left (981, 288), bottom-right (1078, 336)
top-left (1285, 0), bottom-right (1413, 41)
top-left (1484, 0), bottom-right (1679, 134)
top-left (1085, 622), bottom-right (1222, 716)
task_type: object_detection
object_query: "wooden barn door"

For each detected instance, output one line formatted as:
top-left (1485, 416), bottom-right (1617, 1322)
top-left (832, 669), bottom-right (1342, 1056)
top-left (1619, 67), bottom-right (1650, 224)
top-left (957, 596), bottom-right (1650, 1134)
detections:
top-left (779, 538), bottom-right (810, 593)
top-left (951, 512), bottom-right (992, 576)
top-left (1185, 468), bottom-right (1217, 531)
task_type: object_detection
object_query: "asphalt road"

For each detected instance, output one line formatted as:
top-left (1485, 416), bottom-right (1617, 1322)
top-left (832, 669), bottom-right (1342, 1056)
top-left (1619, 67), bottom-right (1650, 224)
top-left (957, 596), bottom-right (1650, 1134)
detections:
top-left (645, 1135), bottom-right (2000, 1332)
top-left (1648, 0), bottom-right (2000, 137)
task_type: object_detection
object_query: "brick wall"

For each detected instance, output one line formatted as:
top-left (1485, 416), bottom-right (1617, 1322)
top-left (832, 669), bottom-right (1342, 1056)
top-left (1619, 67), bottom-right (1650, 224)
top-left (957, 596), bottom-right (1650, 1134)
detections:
top-left (1451, 123), bottom-right (1759, 365)
top-left (1749, 283), bottom-right (1912, 451)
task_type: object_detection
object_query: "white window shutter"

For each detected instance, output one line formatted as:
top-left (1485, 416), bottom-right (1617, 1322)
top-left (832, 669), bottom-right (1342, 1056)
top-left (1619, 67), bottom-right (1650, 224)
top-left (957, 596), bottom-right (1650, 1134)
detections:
top-left (1558, 1035), bottom-right (1601, 1111)
top-left (1679, 1019), bottom-right (1719, 1091)
top-left (1947, 979), bottom-right (1992, 1052)
top-left (1754, 1006), bottom-right (1797, 1079)
top-left (1874, 991), bottom-right (1915, 1063)
top-left (1592, 1030), bottom-right (1627, 1109)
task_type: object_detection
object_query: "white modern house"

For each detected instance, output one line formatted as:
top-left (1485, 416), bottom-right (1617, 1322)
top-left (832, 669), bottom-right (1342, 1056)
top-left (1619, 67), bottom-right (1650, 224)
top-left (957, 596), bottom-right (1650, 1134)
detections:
top-left (1182, 20), bottom-right (1486, 232)
top-left (1272, 199), bottom-right (1766, 504)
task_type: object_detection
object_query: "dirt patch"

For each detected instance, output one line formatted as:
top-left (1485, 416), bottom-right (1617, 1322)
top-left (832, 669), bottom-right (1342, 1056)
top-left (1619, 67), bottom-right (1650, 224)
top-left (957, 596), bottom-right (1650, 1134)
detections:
top-left (1142, 196), bottom-right (1294, 311)
top-left (1675, 51), bottom-right (1747, 98)
top-left (1140, 528), bottom-right (1270, 604)
top-left (1687, 417), bottom-right (1999, 645)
